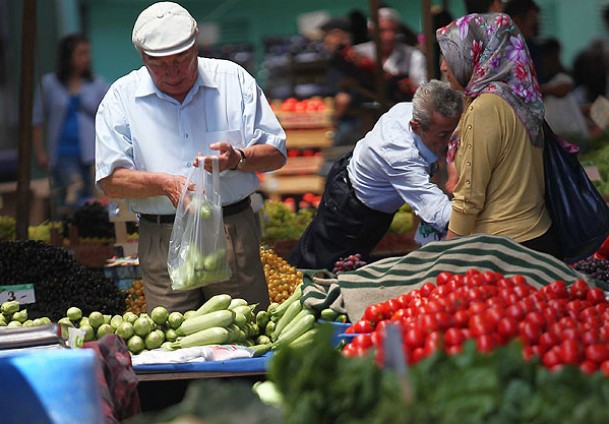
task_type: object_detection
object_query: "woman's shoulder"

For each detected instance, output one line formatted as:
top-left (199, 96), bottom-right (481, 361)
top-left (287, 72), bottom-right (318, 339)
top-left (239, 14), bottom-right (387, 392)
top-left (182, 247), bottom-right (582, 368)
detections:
top-left (469, 93), bottom-right (516, 119)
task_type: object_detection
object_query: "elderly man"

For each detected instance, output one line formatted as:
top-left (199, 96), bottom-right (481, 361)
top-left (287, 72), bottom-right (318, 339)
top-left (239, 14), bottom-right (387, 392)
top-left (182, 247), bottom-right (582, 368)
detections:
top-left (95, 2), bottom-right (286, 313)
top-left (288, 80), bottom-right (463, 271)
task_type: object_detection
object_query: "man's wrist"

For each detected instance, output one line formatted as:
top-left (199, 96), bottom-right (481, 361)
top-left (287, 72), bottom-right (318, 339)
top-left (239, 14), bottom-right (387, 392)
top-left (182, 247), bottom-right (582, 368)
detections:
top-left (231, 148), bottom-right (246, 170)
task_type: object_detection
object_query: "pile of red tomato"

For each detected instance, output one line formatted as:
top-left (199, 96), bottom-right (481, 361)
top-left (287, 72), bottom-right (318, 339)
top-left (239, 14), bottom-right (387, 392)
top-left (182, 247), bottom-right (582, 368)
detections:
top-left (343, 269), bottom-right (609, 376)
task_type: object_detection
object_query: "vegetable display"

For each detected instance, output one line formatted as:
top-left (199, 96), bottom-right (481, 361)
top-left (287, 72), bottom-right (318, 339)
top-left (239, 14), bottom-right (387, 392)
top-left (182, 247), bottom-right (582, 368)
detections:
top-left (344, 269), bottom-right (609, 376)
top-left (0, 240), bottom-right (126, 321)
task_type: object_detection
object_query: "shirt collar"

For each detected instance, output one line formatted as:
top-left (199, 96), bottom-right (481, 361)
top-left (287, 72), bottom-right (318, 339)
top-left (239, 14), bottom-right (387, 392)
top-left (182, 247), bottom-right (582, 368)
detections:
top-left (411, 126), bottom-right (438, 164)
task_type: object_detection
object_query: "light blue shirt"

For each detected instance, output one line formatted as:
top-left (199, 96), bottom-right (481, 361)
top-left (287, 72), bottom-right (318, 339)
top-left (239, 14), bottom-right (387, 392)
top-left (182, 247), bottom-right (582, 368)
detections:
top-left (33, 73), bottom-right (108, 167)
top-left (347, 102), bottom-right (451, 232)
top-left (95, 57), bottom-right (287, 215)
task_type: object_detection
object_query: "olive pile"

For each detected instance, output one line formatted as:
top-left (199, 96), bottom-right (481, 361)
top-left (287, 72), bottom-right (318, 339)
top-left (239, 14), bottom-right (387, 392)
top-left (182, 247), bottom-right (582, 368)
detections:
top-left (0, 240), bottom-right (126, 321)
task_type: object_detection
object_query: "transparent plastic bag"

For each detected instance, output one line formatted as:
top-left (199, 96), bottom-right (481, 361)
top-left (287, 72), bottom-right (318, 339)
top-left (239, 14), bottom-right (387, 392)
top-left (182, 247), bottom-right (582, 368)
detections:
top-left (168, 156), bottom-right (231, 290)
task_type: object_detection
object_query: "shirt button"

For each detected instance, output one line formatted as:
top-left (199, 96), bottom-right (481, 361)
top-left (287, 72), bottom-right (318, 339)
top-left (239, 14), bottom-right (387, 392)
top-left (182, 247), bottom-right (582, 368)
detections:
top-left (186, 162), bottom-right (192, 167)
top-left (466, 180), bottom-right (471, 185)
top-left (467, 161), bottom-right (472, 166)
top-left (467, 125), bottom-right (472, 129)
top-left (184, 133), bottom-right (189, 138)
top-left (470, 106), bottom-right (474, 111)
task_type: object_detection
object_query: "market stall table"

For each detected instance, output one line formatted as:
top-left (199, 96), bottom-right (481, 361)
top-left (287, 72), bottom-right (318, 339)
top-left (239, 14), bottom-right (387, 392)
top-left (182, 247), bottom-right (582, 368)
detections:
top-left (133, 352), bottom-right (272, 381)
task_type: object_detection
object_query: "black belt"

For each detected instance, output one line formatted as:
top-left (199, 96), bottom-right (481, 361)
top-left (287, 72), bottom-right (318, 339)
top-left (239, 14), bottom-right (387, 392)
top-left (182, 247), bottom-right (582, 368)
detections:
top-left (140, 197), bottom-right (251, 224)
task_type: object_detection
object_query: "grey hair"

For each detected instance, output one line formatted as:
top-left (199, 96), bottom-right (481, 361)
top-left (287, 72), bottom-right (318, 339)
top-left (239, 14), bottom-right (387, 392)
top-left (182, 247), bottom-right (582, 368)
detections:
top-left (368, 7), bottom-right (401, 28)
top-left (412, 80), bottom-right (463, 130)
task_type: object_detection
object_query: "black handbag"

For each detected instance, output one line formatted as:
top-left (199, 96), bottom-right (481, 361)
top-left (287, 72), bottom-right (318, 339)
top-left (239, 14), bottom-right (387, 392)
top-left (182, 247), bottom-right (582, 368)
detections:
top-left (543, 120), bottom-right (609, 263)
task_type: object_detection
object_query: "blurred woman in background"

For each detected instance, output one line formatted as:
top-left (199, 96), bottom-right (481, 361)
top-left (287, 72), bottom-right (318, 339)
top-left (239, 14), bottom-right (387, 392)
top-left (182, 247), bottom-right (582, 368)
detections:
top-left (33, 33), bottom-right (108, 219)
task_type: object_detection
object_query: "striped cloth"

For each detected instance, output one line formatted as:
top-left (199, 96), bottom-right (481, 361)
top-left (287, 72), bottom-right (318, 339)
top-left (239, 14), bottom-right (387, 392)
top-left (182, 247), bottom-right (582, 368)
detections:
top-left (303, 234), bottom-right (594, 323)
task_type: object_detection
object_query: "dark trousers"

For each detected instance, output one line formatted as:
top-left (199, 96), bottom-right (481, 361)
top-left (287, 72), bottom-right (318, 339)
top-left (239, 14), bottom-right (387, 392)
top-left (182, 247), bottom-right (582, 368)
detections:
top-left (521, 224), bottom-right (564, 261)
top-left (288, 153), bottom-right (394, 271)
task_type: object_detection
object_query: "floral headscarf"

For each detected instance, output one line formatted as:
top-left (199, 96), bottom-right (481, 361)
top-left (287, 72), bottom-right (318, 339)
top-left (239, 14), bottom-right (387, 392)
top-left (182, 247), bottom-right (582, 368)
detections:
top-left (436, 13), bottom-right (544, 147)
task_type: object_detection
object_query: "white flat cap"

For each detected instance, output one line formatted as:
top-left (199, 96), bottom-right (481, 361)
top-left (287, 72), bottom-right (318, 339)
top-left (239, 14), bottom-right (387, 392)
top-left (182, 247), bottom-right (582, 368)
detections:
top-left (132, 2), bottom-right (197, 57)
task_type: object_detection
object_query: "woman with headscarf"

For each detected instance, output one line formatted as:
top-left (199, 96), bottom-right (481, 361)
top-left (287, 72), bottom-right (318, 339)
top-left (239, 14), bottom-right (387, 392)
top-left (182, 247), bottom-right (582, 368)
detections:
top-left (436, 13), bottom-right (561, 258)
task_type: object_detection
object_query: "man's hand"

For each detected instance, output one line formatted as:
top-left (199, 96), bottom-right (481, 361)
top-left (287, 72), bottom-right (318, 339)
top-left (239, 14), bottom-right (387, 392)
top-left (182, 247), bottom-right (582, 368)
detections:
top-left (164, 174), bottom-right (190, 208)
top-left (193, 142), bottom-right (240, 172)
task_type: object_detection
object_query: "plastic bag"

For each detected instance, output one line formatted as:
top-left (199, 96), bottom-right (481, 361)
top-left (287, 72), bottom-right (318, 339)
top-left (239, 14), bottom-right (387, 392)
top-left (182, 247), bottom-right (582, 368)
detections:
top-left (168, 156), bottom-right (231, 290)
top-left (543, 120), bottom-right (609, 263)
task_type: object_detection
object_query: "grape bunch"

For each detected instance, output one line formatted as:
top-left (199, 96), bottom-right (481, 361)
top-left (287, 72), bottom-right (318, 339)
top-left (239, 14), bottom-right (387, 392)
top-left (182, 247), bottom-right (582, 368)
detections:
top-left (572, 257), bottom-right (609, 285)
top-left (332, 253), bottom-right (367, 275)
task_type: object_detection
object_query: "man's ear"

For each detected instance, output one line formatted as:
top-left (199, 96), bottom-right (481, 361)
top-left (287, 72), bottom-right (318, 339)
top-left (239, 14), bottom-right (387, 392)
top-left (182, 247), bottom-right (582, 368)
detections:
top-left (410, 119), bottom-right (420, 131)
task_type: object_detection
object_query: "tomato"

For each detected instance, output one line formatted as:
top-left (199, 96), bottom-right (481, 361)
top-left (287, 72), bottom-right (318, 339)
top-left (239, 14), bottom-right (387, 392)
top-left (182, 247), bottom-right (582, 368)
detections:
top-left (385, 299), bottom-right (401, 316)
top-left (505, 303), bottom-right (526, 321)
top-left (434, 311), bottom-right (454, 331)
top-left (519, 320), bottom-right (542, 345)
top-left (476, 334), bottom-right (494, 353)
top-left (403, 327), bottom-right (425, 348)
top-left (342, 343), bottom-right (367, 358)
top-left (364, 304), bottom-right (386, 323)
top-left (445, 344), bottom-right (463, 355)
top-left (435, 271), bottom-right (453, 286)
top-left (423, 300), bottom-right (443, 314)
top-left (559, 339), bottom-right (583, 365)
top-left (547, 280), bottom-right (569, 299)
top-left (481, 270), bottom-right (498, 285)
top-left (430, 285), bottom-right (451, 299)
top-left (538, 331), bottom-right (559, 351)
top-left (581, 330), bottom-right (601, 346)
top-left (410, 347), bottom-right (426, 364)
top-left (580, 306), bottom-right (601, 322)
top-left (453, 310), bottom-right (470, 328)
top-left (542, 347), bottom-right (562, 367)
top-left (510, 274), bottom-right (528, 286)
top-left (600, 360), bottom-right (609, 377)
top-left (468, 301), bottom-right (487, 316)
top-left (513, 284), bottom-right (531, 300)
top-left (525, 311), bottom-right (547, 331)
top-left (396, 293), bottom-right (411, 309)
top-left (561, 328), bottom-right (580, 341)
top-left (600, 327), bottom-right (609, 343)
top-left (424, 331), bottom-right (442, 354)
top-left (465, 268), bottom-right (481, 278)
top-left (465, 273), bottom-right (483, 288)
top-left (569, 279), bottom-right (589, 300)
top-left (420, 282), bottom-right (436, 298)
top-left (586, 287), bottom-right (606, 305)
top-left (579, 360), bottom-right (599, 375)
top-left (585, 344), bottom-right (609, 363)
top-left (416, 313), bottom-right (440, 335)
top-left (466, 287), bottom-right (484, 302)
top-left (444, 327), bottom-right (465, 346)
top-left (352, 319), bottom-right (374, 334)
top-left (484, 305), bottom-right (504, 328)
top-left (497, 317), bottom-right (518, 339)
top-left (469, 314), bottom-right (491, 337)
top-left (351, 333), bottom-right (373, 349)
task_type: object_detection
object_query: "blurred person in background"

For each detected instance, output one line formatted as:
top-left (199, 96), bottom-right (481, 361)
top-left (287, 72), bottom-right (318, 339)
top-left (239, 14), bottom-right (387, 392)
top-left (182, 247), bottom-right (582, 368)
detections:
top-left (33, 33), bottom-right (109, 219)
top-left (464, 0), bottom-right (504, 14)
top-left (353, 7), bottom-right (428, 102)
top-left (318, 16), bottom-right (366, 147)
top-left (540, 38), bottom-right (589, 146)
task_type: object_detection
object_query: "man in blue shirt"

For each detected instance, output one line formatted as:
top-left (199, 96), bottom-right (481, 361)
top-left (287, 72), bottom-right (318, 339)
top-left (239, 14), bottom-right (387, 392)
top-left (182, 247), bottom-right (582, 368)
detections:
top-left (95, 2), bottom-right (287, 313)
top-left (288, 80), bottom-right (462, 271)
